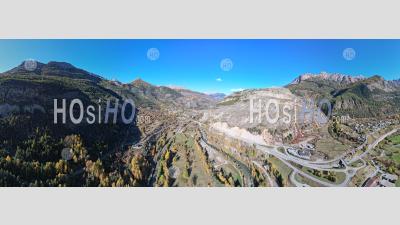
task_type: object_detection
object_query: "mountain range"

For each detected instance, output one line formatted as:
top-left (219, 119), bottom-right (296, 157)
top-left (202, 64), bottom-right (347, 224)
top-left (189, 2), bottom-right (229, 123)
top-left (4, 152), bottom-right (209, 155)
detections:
top-left (2, 61), bottom-right (102, 82)
top-left (0, 61), bottom-right (225, 159)
top-left (2, 62), bottom-right (400, 120)
top-left (287, 72), bottom-right (400, 118)
top-left (0, 61), bottom-right (399, 187)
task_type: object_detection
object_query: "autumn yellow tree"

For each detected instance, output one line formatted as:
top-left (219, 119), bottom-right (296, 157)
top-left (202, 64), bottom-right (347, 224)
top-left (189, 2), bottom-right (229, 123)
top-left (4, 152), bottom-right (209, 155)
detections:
top-left (64, 135), bottom-right (88, 164)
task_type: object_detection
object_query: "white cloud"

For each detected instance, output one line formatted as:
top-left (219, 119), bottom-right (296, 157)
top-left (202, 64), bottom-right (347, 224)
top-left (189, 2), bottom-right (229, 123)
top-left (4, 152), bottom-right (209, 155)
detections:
top-left (216, 78), bottom-right (223, 82)
top-left (230, 88), bottom-right (244, 92)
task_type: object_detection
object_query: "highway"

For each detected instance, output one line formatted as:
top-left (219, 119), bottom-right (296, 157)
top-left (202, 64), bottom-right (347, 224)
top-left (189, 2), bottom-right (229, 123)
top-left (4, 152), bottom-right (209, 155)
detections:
top-left (348, 128), bottom-right (398, 164)
top-left (289, 172), bottom-right (310, 187)
top-left (210, 123), bottom-right (399, 187)
top-left (199, 129), bottom-right (254, 187)
top-left (187, 116), bottom-right (399, 187)
top-left (252, 160), bottom-right (277, 187)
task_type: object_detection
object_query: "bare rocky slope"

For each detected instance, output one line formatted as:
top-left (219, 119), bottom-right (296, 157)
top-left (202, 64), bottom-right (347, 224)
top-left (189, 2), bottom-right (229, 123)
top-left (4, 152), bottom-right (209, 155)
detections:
top-left (287, 73), bottom-right (400, 118)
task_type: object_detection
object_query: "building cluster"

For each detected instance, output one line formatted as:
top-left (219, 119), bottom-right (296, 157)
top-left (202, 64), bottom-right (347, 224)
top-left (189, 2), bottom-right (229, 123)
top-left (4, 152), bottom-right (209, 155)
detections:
top-left (364, 173), bottom-right (398, 187)
top-left (352, 120), bottom-right (393, 134)
top-left (287, 143), bottom-right (315, 160)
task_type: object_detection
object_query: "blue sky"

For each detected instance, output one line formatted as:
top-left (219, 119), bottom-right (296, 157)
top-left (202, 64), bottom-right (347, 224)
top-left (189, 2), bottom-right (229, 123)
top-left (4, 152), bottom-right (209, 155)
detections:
top-left (0, 40), bottom-right (399, 94)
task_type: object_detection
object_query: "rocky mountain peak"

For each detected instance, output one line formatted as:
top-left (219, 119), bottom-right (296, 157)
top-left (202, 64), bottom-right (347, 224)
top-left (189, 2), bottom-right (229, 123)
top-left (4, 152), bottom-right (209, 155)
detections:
top-left (290, 72), bottom-right (365, 85)
top-left (1, 60), bottom-right (102, 82)
top-left (208, 93), bottom-right (226, 101)
top-left (132, 78), bottom-right (152, 88)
